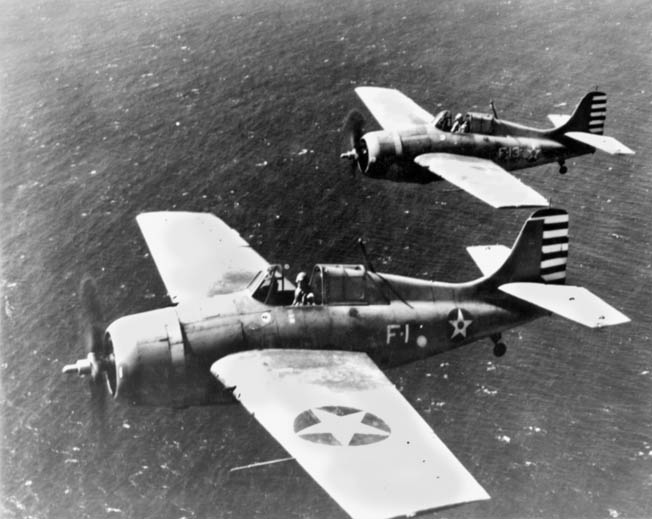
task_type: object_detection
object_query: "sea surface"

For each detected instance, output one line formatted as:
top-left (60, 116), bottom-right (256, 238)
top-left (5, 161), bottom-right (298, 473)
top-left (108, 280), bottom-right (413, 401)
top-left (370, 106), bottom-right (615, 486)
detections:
top-left (1, 0), bottom-right (651, 518)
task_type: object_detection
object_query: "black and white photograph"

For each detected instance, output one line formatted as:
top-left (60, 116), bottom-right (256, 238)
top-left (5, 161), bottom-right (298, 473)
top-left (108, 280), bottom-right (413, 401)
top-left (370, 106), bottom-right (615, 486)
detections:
top-left (1, 0), bottom-right (651, 518)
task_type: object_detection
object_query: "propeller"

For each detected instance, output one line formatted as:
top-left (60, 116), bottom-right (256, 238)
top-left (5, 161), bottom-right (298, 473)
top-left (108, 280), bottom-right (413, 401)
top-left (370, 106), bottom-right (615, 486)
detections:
top-left (63, 276), bottom-right (114, 430)
top-left (340, 109), bottom-right (366, 176)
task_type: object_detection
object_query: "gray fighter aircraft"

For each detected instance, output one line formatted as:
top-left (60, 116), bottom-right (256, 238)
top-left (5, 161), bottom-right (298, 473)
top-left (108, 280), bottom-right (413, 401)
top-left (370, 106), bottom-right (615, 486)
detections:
top-left (341, 87), bottom-right (634, 208)
top-left (63, 208), bottom-right (629, 519)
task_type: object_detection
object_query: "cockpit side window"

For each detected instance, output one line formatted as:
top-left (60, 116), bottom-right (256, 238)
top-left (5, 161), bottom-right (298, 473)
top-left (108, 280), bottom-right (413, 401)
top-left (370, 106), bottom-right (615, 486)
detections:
top-left (433, 110), bottom-right (452, 132)
top-left (251, 266), bottom-right (294, 306)
top-left (313, 264), bottom-right (390, 306)
top-left (252, 270), bottom-right (276, 303)
top-left (328, 269), bottom-right (365, 303)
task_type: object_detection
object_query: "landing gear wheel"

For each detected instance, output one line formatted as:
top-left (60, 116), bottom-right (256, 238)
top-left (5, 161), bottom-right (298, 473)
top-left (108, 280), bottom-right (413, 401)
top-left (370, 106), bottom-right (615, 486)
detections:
top-left (558, 160), bottom-right (567, 175)
top-left (493, 342), bottom-right (507, 357)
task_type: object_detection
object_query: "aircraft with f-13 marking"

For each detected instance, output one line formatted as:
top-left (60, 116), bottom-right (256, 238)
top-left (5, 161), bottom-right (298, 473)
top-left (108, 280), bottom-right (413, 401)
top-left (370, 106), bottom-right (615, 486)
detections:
top-left (341, 87), bottom-right (634, 209)
top-left (63, 208), bottom-right (629, 519)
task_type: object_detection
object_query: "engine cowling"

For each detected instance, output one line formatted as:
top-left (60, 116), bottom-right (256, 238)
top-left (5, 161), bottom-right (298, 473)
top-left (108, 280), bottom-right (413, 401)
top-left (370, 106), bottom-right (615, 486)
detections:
top-left (358, 127), bottom-right (439, 179)
top-left (106, 307), bottom-right (224, 406)
top-left (358, 130), bottom-right (402, 176)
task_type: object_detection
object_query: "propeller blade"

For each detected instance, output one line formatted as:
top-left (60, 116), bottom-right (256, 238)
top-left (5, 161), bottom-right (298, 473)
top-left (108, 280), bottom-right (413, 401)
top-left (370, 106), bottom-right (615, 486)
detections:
top-left (63, 275), bottom-right (113, 438)
top-left (89, 371), bottom-right (108, 438)
top-left (79, 276), bottom-right (105, 358)
top-left (341, 109), bottom-right (365, 176)
top-left (78, 276), bottom-right (110, 430)
top-left (343, 109), bottom-right (365, 150)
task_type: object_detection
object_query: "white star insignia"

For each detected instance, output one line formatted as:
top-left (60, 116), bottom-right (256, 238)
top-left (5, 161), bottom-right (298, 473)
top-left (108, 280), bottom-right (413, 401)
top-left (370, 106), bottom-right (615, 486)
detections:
top-left (449, 308), bottom-right (472, 339)
top-left (299, 408), bottom-right (389, 446)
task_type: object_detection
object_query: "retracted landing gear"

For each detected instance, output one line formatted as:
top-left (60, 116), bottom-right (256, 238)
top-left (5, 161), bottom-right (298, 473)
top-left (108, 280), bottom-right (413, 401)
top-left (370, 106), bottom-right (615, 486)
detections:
top-left (491, 333), bottom-right (507, 357)
top-left (558, 160), bottom-right (567, 175)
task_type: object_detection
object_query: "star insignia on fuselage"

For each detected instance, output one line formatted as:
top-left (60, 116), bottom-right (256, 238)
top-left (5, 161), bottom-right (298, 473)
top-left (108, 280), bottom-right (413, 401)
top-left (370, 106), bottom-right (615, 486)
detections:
top-left (294, 406), bottom-right (391, 446)
top-left (448, 308), bottom-right (473, 340)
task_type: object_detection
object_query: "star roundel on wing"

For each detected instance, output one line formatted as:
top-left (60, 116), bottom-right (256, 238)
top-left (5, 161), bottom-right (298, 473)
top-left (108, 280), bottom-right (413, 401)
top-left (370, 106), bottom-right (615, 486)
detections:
top-left (293, 406), bottom-right (391, 446)
top-left (448, 307), bottom-right (473, 341)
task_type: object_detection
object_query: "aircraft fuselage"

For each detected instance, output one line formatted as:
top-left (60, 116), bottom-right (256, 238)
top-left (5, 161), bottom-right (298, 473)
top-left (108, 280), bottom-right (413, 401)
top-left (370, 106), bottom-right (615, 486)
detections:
top-left (105, 273), bottom-right (543, 407)
top-left (358, 125), bottom-right (593, 181)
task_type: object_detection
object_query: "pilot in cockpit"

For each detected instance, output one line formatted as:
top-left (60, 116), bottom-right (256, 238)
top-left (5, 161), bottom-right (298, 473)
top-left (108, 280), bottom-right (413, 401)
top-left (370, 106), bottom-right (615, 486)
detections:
top-left (292, 272), bottom-right (314, 306)
top-left (459, 114), bottom-right (470, 133)
top-left (451, 113), bottom-right (464, 133)
top-left (436, 110), bottom-right (452, 132)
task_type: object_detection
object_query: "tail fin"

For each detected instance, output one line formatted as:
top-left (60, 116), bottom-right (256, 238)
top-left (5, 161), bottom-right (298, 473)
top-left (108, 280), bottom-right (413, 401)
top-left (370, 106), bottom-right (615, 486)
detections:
top-left (473, 208), bottom-right (568, 286)
top-left (547, 91), bottom-right (635, 155)
top-left (471, 208), bottom-right (629, 328)
top-left (550, 91), bottom-right (607, 135)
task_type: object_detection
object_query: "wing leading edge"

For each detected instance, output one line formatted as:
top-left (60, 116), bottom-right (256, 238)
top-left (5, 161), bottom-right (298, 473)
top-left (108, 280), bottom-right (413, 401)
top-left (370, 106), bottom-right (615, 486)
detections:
top-left (212, 349), bottom-right (489, 519)
top-left (415, 153), bottom-right (549, 208)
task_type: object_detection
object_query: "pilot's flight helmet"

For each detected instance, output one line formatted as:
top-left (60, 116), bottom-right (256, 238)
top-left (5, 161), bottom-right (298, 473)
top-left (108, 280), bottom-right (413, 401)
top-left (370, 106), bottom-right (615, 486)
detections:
top-left (454, 113), bottom-right (463, 122)
top-left (296, 272), bottom-right (307, 283)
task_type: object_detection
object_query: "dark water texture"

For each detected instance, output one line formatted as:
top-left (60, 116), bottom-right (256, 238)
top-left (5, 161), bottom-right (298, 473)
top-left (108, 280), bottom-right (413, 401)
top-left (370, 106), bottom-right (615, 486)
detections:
top-left (1, 0), bottom-right (651, 517)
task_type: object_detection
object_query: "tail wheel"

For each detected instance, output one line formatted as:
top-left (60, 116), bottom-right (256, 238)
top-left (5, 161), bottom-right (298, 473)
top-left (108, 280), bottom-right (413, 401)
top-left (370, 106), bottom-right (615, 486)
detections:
top-left (493, 342), bottom-right (507, 357)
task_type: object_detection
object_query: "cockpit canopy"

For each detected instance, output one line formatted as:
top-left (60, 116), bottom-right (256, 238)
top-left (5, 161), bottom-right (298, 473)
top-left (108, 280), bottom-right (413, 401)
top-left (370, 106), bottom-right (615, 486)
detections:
top-left (247, 264), bottom-right (390, 306)
top-left (248, 265), bottom-right (295, 305)
top-left (310, 264), bottom-right (388, 305)
top-left (465, 112), bottom-right (496, 135)
top-left (433, 109), bottom-right (496, 135)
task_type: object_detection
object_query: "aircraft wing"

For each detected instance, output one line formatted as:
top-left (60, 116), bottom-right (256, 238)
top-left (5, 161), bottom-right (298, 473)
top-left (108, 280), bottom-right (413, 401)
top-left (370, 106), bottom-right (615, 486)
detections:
top-left (136, 212), bottom-right (269, 303)
top-left (415, 153), bottom-right (549, 208)
top-left (212, 349), bottom-right (490, 519)
top-left (355, 87), bottom-right (436, 130)
top-left (500, 282), bottom-right (630, 328)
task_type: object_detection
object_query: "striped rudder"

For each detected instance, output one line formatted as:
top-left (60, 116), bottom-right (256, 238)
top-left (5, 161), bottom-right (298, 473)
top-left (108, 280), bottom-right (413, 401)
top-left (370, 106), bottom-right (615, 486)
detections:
top-left (554, 91), bottom-right (607, 136)
top-left (587, 91), bottom-right (606, 135)
top-left (540, 208), bottom-right (568, 284)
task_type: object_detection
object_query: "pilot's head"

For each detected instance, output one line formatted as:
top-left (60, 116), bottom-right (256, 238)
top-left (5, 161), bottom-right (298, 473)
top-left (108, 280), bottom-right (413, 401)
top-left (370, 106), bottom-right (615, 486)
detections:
top-left (296, 272), bottom-right (307, 285)
top-left (454, 113), bottom-right (463, 122)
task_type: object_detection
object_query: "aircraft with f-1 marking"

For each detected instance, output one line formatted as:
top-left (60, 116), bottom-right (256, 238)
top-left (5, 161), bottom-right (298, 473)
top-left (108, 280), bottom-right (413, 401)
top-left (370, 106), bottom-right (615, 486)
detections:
top-left (63, 208), bottom-right (629, 519)
top-left (341, 87), bottom-right (634, 209)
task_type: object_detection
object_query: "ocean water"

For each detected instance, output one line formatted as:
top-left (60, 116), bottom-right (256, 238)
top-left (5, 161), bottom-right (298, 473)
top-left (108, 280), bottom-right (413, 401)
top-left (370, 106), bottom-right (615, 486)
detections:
top-left (1, 0), bottom-right (651, 518)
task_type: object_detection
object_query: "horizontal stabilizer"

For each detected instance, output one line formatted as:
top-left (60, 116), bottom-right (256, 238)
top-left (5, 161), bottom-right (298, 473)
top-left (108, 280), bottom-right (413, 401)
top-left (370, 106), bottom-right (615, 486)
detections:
top-left (466, 245), bottom-right (511, 277)
top-left (547, 114), bottom-right (571, 127)
top-left (565, 132), bottom-right (635, 155)
top-left (499, 282), bottom-right (630, 328)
